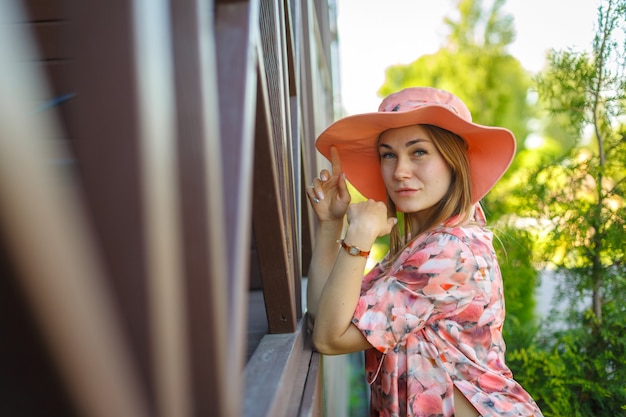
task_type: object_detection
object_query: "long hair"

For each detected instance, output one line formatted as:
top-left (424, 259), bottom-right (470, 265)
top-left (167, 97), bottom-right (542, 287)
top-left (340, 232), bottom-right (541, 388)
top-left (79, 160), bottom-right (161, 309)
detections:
top-left (385, 124), bottom-right (474, 261)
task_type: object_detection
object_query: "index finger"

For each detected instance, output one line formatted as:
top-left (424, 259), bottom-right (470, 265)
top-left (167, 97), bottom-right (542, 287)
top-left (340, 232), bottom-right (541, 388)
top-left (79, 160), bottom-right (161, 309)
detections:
top-left (330, 146), bottom-right (343, 177)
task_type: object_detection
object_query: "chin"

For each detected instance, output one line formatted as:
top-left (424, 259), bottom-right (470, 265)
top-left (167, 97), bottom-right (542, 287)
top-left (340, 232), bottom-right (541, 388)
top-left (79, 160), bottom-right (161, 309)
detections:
top-left (394, 203), bottom-right (424, 214)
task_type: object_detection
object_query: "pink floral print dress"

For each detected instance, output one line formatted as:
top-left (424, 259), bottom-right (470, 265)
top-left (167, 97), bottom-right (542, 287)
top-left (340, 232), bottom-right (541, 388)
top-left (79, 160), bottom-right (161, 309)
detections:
top-left (352, 213), bottom-right (544, 417)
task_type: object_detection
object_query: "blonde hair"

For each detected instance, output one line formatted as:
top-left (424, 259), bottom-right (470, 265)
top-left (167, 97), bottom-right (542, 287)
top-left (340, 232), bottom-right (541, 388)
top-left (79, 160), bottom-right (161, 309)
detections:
top-left (385, 124), bottom-right (474, 261)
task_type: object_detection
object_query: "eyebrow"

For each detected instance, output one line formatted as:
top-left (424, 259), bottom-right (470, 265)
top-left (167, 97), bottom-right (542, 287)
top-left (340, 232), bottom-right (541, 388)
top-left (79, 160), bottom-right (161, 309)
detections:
top-left (378, 138), bottom-right (429, 149)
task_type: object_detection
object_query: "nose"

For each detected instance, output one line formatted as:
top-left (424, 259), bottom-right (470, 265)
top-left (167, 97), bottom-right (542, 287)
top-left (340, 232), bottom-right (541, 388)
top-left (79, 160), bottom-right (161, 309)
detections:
top-left (394, 155), bottom-right (412, 180)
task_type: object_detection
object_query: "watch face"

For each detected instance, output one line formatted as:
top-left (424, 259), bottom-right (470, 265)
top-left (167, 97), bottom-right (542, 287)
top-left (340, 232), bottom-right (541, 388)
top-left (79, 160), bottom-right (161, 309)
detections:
top-left (349, 246), bottom-right (359, 256)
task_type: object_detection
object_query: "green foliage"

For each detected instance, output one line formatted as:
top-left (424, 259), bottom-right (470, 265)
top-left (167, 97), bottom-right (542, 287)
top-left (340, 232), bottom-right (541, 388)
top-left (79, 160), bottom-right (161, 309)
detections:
top-left (504, 1), bottom-right (626, 416)
top-left (507, 303), bottom-right (626, 417)
top-left (379, 0), bottom-right (533, 156)
top-left (382, 50), bottom-right (531, 151)
top-left (521, 0), bottom-right (626, 298)
top-left (516, 144), bottom-right (625, 272)
top-left (445, 0), bottom-right (515, 51)
top-left (506, 346), bottom-right (572, 416)
top-left (347, 353), bottom-right (369, 417)
top-left (508, 280), bottom-right (626, 416)
top-left (492, 225), bottom-right (539, 352)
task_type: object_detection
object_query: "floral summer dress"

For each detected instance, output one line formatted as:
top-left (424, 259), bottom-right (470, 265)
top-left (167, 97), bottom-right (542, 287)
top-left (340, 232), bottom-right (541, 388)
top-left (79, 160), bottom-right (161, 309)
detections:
top-left (352, 213), bottom-right (544, 417)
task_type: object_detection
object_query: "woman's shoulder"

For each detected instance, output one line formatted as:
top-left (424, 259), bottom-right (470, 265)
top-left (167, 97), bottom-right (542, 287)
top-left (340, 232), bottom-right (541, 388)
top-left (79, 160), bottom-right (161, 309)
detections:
top-left (403, 224), bottom-right (495, 262)
top-left (417, 223), bottom-right (491, 245)
top-left (441, 222), bottom-right (494, 244)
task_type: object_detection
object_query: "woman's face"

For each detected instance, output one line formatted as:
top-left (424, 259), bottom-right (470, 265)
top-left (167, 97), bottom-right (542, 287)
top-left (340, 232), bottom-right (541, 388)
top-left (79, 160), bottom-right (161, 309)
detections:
top-left (378, 125), bottom-right (452, 219)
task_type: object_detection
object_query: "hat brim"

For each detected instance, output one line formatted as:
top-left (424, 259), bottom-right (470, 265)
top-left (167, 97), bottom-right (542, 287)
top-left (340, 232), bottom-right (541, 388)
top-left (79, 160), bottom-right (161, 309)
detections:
top-left (315, 105), bottom-right (516, 204)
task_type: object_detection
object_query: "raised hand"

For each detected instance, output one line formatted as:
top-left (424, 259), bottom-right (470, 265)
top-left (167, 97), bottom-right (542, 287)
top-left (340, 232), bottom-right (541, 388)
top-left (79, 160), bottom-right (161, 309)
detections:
top-left (346, 199), bottom-right (397, 244)
top-left (307, 146), bottom-right (351, 222)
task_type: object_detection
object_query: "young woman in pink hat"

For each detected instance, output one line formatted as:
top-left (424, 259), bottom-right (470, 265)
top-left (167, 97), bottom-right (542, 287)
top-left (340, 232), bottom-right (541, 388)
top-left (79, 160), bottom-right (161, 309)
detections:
top-left (306, 87), bottom-right (544, 417)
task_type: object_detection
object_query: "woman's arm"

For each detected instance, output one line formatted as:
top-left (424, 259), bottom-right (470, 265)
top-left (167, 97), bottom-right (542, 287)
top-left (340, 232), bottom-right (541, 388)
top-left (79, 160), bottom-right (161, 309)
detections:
top-left (306, 218), bottom-right (343, 320)
top-left (312, 200), bottom-right (395, 355)
top-left (306, 147), bottom-right (395, 354)
top-left (311, 232), bottom-right (374, 354)
top-left (306, 146), bottom-right (351, 321)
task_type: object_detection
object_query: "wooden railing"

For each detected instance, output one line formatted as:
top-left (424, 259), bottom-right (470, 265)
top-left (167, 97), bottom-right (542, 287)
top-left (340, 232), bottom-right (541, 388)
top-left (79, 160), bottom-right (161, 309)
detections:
top-left (1, 0), bottom-right (339, 416)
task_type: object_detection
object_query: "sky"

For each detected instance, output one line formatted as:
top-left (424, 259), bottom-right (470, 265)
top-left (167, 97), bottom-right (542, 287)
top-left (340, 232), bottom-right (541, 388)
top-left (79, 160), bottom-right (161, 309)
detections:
top-left (336, 0), bottom-right (599, 116)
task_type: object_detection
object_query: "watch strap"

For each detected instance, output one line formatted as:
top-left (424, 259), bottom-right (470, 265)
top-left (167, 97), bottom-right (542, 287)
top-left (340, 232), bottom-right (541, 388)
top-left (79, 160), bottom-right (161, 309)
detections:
top-left (339, 240), bottom-right (370, 258)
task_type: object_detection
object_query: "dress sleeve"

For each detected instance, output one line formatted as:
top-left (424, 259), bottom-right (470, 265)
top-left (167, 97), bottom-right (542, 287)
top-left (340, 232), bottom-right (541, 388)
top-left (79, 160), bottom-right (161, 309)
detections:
top-left (352, 233), bottom-right (479, 352)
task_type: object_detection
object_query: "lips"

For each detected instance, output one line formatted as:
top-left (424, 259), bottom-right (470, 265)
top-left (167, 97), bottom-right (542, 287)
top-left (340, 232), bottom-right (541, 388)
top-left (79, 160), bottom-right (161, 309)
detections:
top-left (395, 187), bottom-right (419, 196)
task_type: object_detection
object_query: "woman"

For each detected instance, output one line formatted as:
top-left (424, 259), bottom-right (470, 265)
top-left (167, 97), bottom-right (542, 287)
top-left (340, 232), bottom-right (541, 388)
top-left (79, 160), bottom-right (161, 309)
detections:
top-left (306, 87), bottom-right (543, 417)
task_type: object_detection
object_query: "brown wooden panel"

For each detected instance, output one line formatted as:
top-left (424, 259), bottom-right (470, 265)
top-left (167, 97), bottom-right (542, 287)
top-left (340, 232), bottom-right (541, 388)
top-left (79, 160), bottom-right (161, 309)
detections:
top-left (258, 0), bottom-right (304, 326)
top-left (249, 239), bottom-right (264, 290)
top-left (67, 0), bottom-right (156, 412)
top-left (31, 21), bottom-right (70, 60)
top-left (253, 69), bottom-right (297, 333)
top-left (290, 94), bottom-right (304, 317)
top-left (297, 0), bottom-right (317, 184)
top-left (169, 0), bottom-right (229, 415)
top-left (0, 241), bottom-right (78, 417)
top-left (297, 0), bottom-right (319, 278)
top-left (0, 5), bottom-right (152, 415)
top-left (41, 60), bottom-right (72, 95)
top-left (278, 0), bottom-right (304, 320)
top-left (131, 2), bottom-right (192, 415)
top-left (300, 162), bottom-right (314, 275)
top-left (283, 0), bottom-right (297, 96)
top-left (40, 60), bottom-right (74, 135)
top-left (23, 0), bottom-right (66, 21)
top-left (215, 1), bottom-right (259, 415)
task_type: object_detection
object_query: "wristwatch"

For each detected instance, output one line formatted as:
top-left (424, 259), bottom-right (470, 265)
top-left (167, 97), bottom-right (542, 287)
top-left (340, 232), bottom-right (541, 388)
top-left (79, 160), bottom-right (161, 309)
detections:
top-left (339, 240), bottom-right (370, 258)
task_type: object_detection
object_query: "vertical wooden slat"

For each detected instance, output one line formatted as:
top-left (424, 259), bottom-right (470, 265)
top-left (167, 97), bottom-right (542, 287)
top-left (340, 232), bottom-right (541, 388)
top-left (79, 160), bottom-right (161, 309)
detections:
top-left (29, 22), bottom-right (70, 59)
top-left (169, 0), bottom-right (229, 415)
top-left (23, 0), bottom-right (65, 21)
top-left (284, 0), bottom-right (304, 317)
top-left (21, 0), bottom-right (74, 143)
top-left (9, 0), bottom-right (339, 415)
top-left (253, 67), bottom-right (297, 333)
top-left (284, 0), bottom-right (298, 97)
top-left (67, 0), bottom-right (155, 412)
top-left (215, 0), bottom-right (259, 415)
top-left (276, 0), bottom-right (303, 320)
top-left (255, 0), bottom-right (300, 333)
top-left (286, 0), bottom-right (315, 275)
top-left (0, 2), bottom-right (150, 416)
top-left (298, 0), bottom-right (321, 280)
top-left (0, 244), bottom-right (78, 417)
top-left (300, 162), bottom-right (315, 276)
top-left (131, 1), bottom-right (191, 416)
top-left (298, 0), bottom-right (317, 181)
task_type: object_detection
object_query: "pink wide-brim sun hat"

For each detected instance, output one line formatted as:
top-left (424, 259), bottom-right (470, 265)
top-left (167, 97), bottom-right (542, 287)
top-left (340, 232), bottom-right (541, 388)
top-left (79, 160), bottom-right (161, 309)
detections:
top-left (315, 87), bottom-right (516, 204)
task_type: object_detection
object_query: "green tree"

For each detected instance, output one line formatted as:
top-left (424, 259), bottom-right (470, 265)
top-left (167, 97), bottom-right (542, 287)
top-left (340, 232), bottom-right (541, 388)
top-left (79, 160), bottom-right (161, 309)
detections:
top-left (508, 0), bottom-right (626, 414)
top-left (493, 226), bottom-right (539, 352)
top-left (379, 0), bottom-right (532, 155)
top-left (530, 0), bottom-right (626, 325)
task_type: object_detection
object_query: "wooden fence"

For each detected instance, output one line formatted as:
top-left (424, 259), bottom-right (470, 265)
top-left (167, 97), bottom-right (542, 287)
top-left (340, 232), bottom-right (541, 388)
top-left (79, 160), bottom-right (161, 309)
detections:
top-left (0, 0), bottom-right (341, 416)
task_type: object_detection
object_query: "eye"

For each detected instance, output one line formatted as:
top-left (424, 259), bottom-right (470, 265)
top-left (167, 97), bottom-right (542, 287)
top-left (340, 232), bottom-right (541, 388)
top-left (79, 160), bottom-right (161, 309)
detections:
top-left (379, 151), bottom-right (396, 160)
top-left (412, 148), bottom-right (427, 157)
